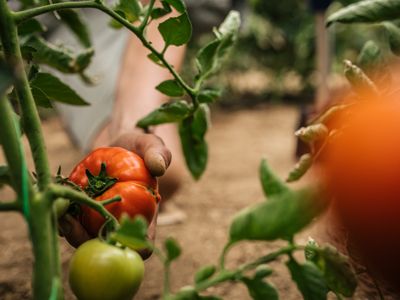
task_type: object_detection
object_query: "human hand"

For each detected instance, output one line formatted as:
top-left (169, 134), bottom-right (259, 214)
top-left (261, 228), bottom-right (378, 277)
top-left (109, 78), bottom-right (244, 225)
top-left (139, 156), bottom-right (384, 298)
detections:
top-left (59, 129), bottom-right (171, 258)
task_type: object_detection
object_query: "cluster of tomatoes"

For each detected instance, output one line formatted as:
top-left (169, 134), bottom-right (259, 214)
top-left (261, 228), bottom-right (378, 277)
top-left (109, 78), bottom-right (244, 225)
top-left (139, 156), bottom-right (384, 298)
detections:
top-left (66, 147), bottom-right (160, 300)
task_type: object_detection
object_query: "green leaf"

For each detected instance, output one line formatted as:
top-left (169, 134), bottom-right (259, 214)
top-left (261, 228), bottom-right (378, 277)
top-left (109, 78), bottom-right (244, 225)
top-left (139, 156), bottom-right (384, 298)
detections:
top-left (158, 13), bottom-right (192, 46)
top-left (31, 86), bottom-right (52, 108)
top-left (167, 287), bottom-right (221, 300)
top-left (58, 9), bottom-right (91, 47)
top-left (241, 277), bottom-right (279, 300)
top-left (109, 216), bottom-right (149, 250)
top-left (194, 265), bottom-right (216, 284)
top-left (286, 154), bottom-right (313, 183)
top-left (383, 22), bottom-right (400, 56)
top-left (327, 0), bottom-right (400, 26)
top-left (259, 159), bottom-right (290, 198)
top-left (23, 36), bottom-right (94, 74)
top-left (17, 18), bottom-right (46, 36)
top-left (165, 237), bottom-right (181, 262)
top-left (307, 245), bottom-right (357, 297)
top-left (197, 89), bottom-right (221, 103)
top-left (30, 72), bottom-right (89, 106)
top-left (286, 259), bottom-right (328, 300)
top-left (137, 100), bottom-right (191, 128)
top-left (114, 0), bottom-right (143, 23)
top-left (151, 1), bottom-right (172, 19)
top-left (156, 79), bottom-right (185, 97)
top-left (147, 53), bottom-right (166, 67)
top-left (195, 11), bottom-right (240, 80)
top-left (254, 265), bottom-right (273, 279)
top-left (179, 105), bottom-right (209, 179)
top-left (229, 188), bottom-right (327, 243)
top-left (356, 40), bottom-right (383, 72)
top-left (165, 0), bottom-right (186, 13)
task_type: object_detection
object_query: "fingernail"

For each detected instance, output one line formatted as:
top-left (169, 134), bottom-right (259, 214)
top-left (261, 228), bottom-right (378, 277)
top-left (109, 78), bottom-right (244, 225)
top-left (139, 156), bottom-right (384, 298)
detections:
top-left (145, 150), bottom-right (166, 177)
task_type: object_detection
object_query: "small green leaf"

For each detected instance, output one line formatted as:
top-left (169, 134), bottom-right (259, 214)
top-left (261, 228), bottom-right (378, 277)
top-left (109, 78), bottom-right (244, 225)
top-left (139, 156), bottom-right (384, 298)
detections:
top-left (286, 259), bottom-right (328, 300)
top-left (31, 86), bottom-right (52, 108)
top-left (286, 154), bottom-right (313, 183)
top-left (259, 159), bottom-right (290, 198)
top-left (30, 72), bottom-right (89, 106)
top-left (137, 100), bottom-right (192, 128)
top-left (151, 1), bottom-right (172, 19)
top-left (229, 188), bottom-right (327, 243)
top-left (156, 79), bottom-right (185, 97)
top-left (147, 53), bottom-right (166, 67)
top-left (357, 41), bottom-right (383, 71)
top-left (17, 18), bottom-right (46, 36)
top-left (179, 105), bottom-right (209, 179)
top-left (165, 0), bottom-right (186, 13)
top-left (305, 238), bottom-right (319, 262)
top-left (114, 0), bottom-right (143, 23)
top-left (197, 89), bottom-right (221, 103)
top-left (109, 216), bottom-right (149, 250)
top-left (158, 13), bottom-right (192, 46)
top-left (308, 245), bottom-right (357, 297)
top-left (166, 287), bottom-right (221, 300)
top-left (327, 0), bottom-right (400, 26)
top-left (254, 265), bottom-right (273, 279)
top-left (383, 22), bottom-right (400, 56)
top-left (58, 9), bottom-right (91, 47)
top-left (23, 36), bottom-right (94, 74)
top-left (165, 237), bottom-right (181, 262)
top-left (194, 265), bottom-right (216, 284)
top-left (241, 277), bottom-right (279, 300)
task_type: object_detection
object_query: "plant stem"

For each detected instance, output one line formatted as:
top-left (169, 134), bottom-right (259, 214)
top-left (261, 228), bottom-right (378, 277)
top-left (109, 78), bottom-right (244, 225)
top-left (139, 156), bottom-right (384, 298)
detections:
top-left (0, 1), bottom-right (52, 191)
top-left (100, 195), bottom-right (122, 206)
top-left (139, 0), bottom-right (155, 33)
top-left (48, 184), bottom-right (120, 230)
top-left (14, 1), bottom-right (197, 100)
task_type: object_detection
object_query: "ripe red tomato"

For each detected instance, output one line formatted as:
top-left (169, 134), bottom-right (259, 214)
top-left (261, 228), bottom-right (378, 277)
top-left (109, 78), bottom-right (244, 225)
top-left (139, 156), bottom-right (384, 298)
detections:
top-left (69, 239), bottom-right (144, 300)
top-left (69, 147), bottom-right (160, 236)
top-left (320, 100), bottom-right (400, 288)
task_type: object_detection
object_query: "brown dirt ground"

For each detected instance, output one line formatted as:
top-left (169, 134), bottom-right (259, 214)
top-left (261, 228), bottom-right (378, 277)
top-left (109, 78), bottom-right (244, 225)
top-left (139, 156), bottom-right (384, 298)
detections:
top-left (0, 105), bottom-right (382, 300)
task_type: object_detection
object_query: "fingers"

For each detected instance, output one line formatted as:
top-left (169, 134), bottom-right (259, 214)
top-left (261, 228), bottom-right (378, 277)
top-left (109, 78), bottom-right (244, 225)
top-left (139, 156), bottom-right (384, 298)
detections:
top-left (59, 214), bottom-right (91, 248)
top-left (112, 131), bottom-right (172, 177)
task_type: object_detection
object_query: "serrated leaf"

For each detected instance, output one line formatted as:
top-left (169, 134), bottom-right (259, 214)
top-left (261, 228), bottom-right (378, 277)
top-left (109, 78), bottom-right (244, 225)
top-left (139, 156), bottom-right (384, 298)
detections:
top-left (156, 79), bottom-right (185, 97)
top-left (308, 245), bottom-right (357, 297)
top-left (229, 188), bottom-right (327, 243)
top-left (383, 22), bottom-right (400, 56)
top-left (137, 100), bottom-right (191, 128)
top-left (114, 0), bottom-right (143, 23)
top-left (30, 72), bottom-right (89, 106)
top-left (165, 0), bottom-right (186, 13)
top-left (58, 9), bottom-right (91, 47)
top-left (259, 159), bottom-right (290, 198)
top-left (287, 259), bottom-right (328, 300)
top-left (286, 153), bottom-right (313, 183)
top-left (23, 36), bottom-right (94, 74)
top-left (165, 237), bottom-right (181, 262)
top-left (241, 277), bottom-right (279, 300)
top-left (195, 11), bottom-right (240, 80)
top-left (327, 0), bottom-right (400, 27)
top-left (197, 89), bottom-right (221, 103)
top-left (31, 86), bottom-right (52, 108)
top-left (17, 18), bottom-right (46, 36)
top-left (194, 265), bottom-right (216, 284)
top-left (109, 216), bottom-right (149, 250)
top-left (179, 105), bottom-right (209, 179)
top-left (158, 13), bottom-right (192, 46)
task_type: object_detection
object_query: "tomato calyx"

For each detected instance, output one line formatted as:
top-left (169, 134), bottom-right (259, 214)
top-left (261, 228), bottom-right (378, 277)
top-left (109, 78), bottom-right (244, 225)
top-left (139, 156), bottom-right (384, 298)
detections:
top-left (84, 163), bottom-right (117, 198)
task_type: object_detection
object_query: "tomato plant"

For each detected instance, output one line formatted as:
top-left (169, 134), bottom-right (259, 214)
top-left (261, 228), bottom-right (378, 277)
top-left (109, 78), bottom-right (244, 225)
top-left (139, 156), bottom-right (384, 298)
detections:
top-left (69, 147), bottom-right (160, 236)
top-left (69, 239), bottom-right (144, 300)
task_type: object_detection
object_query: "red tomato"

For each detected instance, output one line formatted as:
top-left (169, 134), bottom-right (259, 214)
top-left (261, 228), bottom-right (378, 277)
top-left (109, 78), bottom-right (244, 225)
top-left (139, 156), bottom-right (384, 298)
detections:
top-left (69, 147), bottom-right (160, 236)
top-left (320, 100), bottom-right (400, 288)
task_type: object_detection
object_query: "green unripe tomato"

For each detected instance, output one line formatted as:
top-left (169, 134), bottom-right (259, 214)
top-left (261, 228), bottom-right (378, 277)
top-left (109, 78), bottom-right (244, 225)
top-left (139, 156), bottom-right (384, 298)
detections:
top-left (69, 239), bottom-right (144, 300)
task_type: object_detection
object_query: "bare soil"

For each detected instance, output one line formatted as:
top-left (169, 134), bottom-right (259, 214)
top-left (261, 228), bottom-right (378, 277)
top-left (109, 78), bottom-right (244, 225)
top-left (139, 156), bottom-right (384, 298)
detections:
top-left (0, 105), bottom-right (371, 299)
